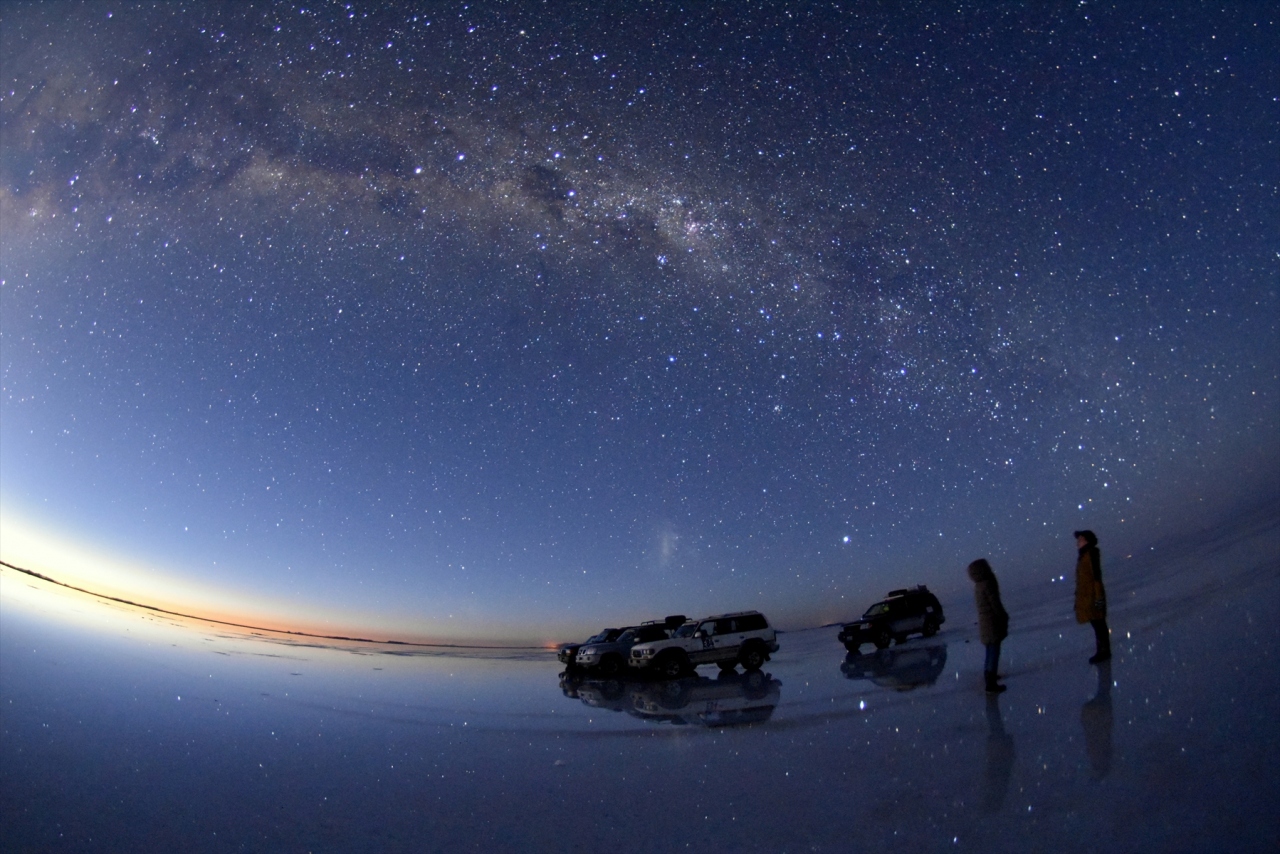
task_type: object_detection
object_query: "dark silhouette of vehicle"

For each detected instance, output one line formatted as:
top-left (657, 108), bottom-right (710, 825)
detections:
top-left (626, 670), bottom-right (782, 727)
top-left (558, 627), bottom-right (626, 669)
top-left (840, 643), bottom-right (948, 691)
top-left (558, 670), bottom-right (781, 727)
top-left (629, 611), bottom-right (778, 677)
top-left (838, 586), bottom-right (945, 653)
top-left (574, 615), bottom-right (685, 675)
top-left (558, 671), bottom-right (633, 712)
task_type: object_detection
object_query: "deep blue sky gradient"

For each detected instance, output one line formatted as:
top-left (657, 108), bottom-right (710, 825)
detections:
top-left (2, 1), bottom-right (1276, 642)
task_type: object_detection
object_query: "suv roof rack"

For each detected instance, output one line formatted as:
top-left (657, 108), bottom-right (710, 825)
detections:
top-left (887, 585), bottom-right (929, 597)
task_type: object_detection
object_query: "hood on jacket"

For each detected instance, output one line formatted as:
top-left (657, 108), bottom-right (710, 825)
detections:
top-left (1074, 529), bottom-right (1098, 547)
top-left (967, 559), bottom-right (994, 583)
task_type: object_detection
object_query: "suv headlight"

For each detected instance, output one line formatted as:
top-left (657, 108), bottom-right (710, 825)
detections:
top-left (633, 647), bottom-right (655, 658)
top-left (580, 646), bottom-right (596, 656)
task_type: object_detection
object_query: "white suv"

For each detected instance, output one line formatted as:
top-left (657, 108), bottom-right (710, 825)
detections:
top-left (629, 611), bottom-right (778, 678)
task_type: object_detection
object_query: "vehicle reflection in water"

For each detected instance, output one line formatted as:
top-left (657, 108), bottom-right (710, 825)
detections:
top-left (840, 643), bottom-right (948, 691)
top-left (559, 670), bottom-right (782, 727)
top-left (559, 670), bottom-right (634, 713)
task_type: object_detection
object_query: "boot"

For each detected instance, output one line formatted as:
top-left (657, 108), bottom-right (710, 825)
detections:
top-left (1089, 620), bottom-right (1112, 664)
top-left (984, 671), bottom-right (1006, 694)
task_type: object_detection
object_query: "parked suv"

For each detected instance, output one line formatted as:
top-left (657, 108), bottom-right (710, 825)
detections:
top-left (838, 586), bottom-right (944, 653)
top-left (558, 627), bottom-right (625, 669)
top-left (575, 616), bottom-right (686, 675)
top-left (629, 611), bottom-right (778, 678)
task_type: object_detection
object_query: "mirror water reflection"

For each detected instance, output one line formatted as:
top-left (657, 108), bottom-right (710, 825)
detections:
top-left (1081, 660), bottom-right (1114, 780)
top-left (561, 669), bottom-right (782, 727)
top-left (981, 694), bottom-right (1016, 813)
top-left (4, 518), bottom-right (1278, 852)
top-left (841, 642), bottom-right (948, 691)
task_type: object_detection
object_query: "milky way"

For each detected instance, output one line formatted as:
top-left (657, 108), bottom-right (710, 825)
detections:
top-left (2, 2), bottom-right (1276, 641)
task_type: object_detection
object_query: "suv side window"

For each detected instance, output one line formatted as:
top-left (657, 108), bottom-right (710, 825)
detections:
top-left (737, 613), bottom-right (767, 632)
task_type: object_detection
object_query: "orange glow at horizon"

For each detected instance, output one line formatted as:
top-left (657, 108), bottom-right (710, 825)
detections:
top-left (0, 513), bottom-right (549, 647)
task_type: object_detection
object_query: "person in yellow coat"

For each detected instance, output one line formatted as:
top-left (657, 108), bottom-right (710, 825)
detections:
top-left (1073, 530), bottom-right (1111, 663)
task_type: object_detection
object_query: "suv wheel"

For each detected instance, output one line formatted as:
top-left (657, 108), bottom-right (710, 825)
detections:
top-left (654, 651), bottom-right (689, 679)
top-left (922, 616), bottom-right (939, 638)
top-left (739, 644), bottom-right (766, 671)
top-left (659, 679), bottom-right (689, 708)
top-left (598, 654), bottom-right (622, 676)
top-left (874, 629), bottom-right (892, 650)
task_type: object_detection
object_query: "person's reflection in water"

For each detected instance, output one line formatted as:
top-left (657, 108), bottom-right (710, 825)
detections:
top-left (981, 694), bottom-right (1015, 812)
top-left (1080, 660), bottom-right (1113, 779)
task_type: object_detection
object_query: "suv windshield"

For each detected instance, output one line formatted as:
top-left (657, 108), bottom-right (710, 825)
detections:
top-left (864, 603), bottom-right (889, 618)
top-left (671, 623), bottom-right (698, 638)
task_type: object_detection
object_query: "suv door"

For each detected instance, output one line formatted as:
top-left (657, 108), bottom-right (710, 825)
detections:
top-left (709, 618), bottom-right (747, 661)
top-left (898, 597), bottom-right (923, 635)
top-left (884, 600), bottom-right (911, 637)
top-left (690, 620), bottom-right (721, 664)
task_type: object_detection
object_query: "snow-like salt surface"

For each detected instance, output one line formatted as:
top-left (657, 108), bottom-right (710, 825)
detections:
top-left (3, 509), bottom-right (1277, 852)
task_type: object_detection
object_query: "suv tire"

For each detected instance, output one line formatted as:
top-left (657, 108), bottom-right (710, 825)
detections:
top-left (739, 643), bottom-right (766, 671)
top-left (659, 679), bottom-right (689, 707)
top-left (654, 651), bottom-right (689, 679)
top-left (922, 616), bottom-right (940, 638)
top-left (874, 628), bottom-right (892, 650)
top-left (598, 654), bottom-right (623, 676)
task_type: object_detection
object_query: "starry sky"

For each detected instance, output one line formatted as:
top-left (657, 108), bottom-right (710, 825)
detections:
top-left (2, 1), bottom-right (1276, 644)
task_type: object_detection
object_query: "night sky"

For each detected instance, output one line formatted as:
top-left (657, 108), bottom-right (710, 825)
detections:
top-left (2, 2), bottom-right (1276, 644)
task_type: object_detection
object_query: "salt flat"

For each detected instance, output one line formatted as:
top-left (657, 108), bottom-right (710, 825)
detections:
top-left (3, 508), bottom-right (1277, 852)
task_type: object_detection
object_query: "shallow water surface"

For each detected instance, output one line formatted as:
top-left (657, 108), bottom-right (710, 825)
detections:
top-left (3, 521), bottom-right (1278, 852)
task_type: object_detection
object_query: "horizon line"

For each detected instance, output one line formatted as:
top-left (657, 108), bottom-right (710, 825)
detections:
top-left (0, 560), bottom-right (547, 651)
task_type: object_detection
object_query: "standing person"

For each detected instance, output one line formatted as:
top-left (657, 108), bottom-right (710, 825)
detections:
top-left (1074, 529), bottom-right (1111, 663)
top-left (968, 559), bottom-right (1009, 693)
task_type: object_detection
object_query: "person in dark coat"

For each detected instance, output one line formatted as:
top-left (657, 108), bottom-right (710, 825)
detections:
top-left (968, 558), bottom-right (1009, 693)
top-left (1074, 530), bottom-right (1111, 663)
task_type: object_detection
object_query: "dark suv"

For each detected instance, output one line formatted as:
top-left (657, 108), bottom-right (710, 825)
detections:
top-left (558, 627), bottom-right (625, 670)
top-left (838, 586), bottom-right (945, 653)
top-left (574, 616), bottom-right (685, 675)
